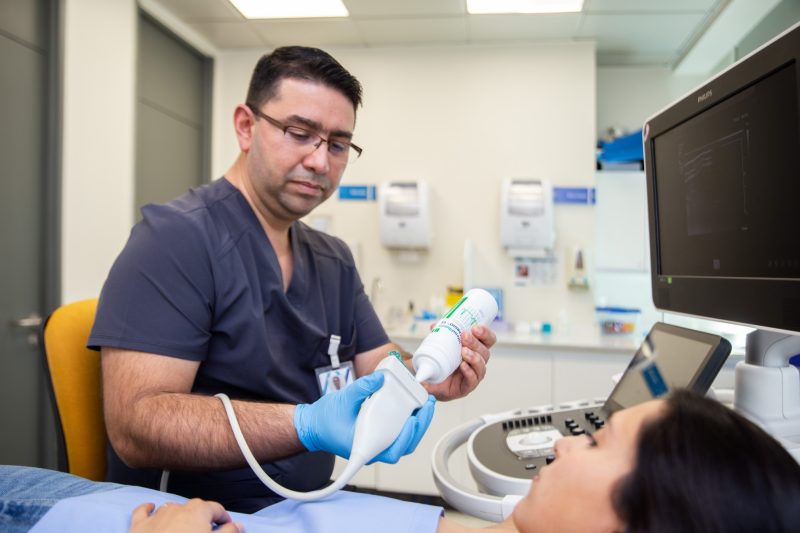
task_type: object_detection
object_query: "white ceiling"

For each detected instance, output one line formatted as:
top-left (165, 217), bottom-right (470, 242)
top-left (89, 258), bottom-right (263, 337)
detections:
top-left (147, 0), bottom-right (773, 68)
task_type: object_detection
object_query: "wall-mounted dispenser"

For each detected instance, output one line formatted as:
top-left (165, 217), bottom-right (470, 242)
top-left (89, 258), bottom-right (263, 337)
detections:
top-left (379, 180), bottom-right (431, 249)
top-left (500, 178), bottom-right (555, 255)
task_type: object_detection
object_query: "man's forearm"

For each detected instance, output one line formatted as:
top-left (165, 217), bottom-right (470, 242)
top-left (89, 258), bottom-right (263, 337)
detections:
top-left (114, 392), bottom-right (303, 470)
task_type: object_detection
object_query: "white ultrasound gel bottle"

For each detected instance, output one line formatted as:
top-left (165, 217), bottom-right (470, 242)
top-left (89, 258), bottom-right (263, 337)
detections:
top-left (412, 288), bottom-right (498, 384)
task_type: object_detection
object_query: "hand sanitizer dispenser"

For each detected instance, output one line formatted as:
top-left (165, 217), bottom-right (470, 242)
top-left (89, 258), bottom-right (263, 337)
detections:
top-left (500, 178), bottom-right (555, 254)
top-left (379, 180), bottom-right (431, 249)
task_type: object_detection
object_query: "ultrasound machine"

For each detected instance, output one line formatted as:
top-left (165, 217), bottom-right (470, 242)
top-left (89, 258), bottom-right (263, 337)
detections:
top-left (432, 21), bottom-right (800, 522)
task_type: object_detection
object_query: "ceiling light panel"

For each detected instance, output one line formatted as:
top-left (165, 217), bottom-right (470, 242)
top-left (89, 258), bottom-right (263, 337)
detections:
top-left (229, 0), bottom-right (349, 19)
top-left (467, 0), bottom-right (584, 14)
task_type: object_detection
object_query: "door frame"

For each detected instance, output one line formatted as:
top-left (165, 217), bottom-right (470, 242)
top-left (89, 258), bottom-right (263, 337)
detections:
top-left (43, 0), bottom-right (62, 316)
top-left (38, 0), bottom-right (63, 467)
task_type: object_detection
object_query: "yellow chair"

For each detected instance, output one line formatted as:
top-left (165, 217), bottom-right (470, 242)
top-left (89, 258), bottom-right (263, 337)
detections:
top-left (40, 298), bottom-right (107, 481)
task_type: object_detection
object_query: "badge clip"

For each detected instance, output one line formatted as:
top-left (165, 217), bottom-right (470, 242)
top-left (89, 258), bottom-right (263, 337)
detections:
top-left (328, 334), bottom-right (341, 368)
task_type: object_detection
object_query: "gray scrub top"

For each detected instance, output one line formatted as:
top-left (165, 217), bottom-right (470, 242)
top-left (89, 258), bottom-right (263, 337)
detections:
top-left (89, 177), bottom-right (389, 512)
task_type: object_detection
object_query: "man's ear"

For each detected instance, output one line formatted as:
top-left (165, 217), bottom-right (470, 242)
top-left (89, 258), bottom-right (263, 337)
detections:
top-left (233, 104), bottom-right (255, 152)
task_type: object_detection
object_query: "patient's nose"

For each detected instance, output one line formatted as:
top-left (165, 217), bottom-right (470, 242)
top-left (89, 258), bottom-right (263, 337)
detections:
top-left (554, 435), bottom-right (580, 458)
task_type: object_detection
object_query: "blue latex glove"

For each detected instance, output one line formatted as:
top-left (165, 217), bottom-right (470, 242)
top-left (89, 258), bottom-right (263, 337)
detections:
top-left (371, 394), bottom-right (436, 465)
top-left (294, 372), bottom-right (436, 464)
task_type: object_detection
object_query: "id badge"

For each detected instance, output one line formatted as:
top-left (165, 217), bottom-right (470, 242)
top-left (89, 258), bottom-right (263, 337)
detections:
top-left (315, 360), bottom-right (354, 396)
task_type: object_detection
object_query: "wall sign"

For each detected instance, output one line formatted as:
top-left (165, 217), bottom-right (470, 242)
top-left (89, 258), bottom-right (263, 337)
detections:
top-left (339, 185), bottom-right (376, 201)
top-left (553, 186), bottom-right (595, 205)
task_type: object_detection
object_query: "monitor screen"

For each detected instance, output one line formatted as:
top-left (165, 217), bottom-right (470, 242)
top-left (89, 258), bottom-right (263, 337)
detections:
top-left (604, 322), bottom-right (730, 413)
top-left (644, 23), bottom-right (800, 333)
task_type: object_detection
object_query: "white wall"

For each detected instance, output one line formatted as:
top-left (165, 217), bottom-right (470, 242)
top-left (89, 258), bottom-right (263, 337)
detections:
top-left (61, 0), bottom-right (137, 303)
top-left (215, 43), bottom-right (598, 329)
top-left (55, 4), bottom-right (745, 333)
top-left (60, 0), bottom-right (218, 304)
top-left (58, 3), bottom-right (598, 330)
top-left (61, 7), bottom-right (762, 333)
top-left (596, 66), bottom-right (707, 139)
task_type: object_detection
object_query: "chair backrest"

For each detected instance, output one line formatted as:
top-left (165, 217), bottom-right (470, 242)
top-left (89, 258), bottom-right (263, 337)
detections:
top-left (41, 298), bottom-right (106, 481)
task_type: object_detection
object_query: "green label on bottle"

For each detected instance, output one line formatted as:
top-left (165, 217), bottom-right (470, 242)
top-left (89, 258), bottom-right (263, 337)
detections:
top-left (444, 296), bottom-right (468, 319)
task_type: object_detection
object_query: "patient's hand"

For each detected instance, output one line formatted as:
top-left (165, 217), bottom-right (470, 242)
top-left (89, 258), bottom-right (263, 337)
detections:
top-left (129, 499), bottom-right (243, 533)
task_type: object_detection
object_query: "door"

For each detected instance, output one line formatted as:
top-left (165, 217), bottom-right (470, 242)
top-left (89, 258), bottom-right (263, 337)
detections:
top-left (135, 11), bottom-right (211, 215)
top-left (0, 0), bottom-right (59, 467)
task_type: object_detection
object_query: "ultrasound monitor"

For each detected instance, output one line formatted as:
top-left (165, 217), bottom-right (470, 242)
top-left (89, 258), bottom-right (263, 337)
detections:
top-left (643, 22), bottom-right (800, 459)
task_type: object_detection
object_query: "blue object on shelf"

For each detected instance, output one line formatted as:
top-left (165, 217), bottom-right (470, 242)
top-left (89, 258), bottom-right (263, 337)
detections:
top-left (597, 129), bottom-right (644, 163)
top-left (596, 306), bottom-right (641, 335)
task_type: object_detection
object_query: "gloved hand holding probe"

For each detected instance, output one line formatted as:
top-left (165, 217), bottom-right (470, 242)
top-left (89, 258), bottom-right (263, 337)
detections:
top-left (217, 290), bottom-right (496, 501)
top-left (217, 354), bottom-right (435, 501)
top-left (294, 372), bottom-right (436, 463)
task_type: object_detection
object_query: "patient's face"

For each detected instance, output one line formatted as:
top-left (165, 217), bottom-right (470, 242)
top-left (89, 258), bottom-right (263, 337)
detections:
top-left (512, 399), bottom-right (665, 533)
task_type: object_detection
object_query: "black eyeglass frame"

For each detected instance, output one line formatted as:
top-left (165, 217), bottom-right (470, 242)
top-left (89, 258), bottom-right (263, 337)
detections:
top-left (246, 103), bottom-right (363, 159)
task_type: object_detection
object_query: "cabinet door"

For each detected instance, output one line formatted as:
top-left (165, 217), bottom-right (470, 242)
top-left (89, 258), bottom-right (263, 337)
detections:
top-left (460, 346), bottom-right (552, 415)
top-left (552, 351), bottom-right (633, 403)
top-left (375, 399), bottom-right (464, 495)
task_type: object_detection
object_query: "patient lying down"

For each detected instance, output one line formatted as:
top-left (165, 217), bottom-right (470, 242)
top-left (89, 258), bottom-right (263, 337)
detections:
top-left (7, 390), bottom-right (800, 533)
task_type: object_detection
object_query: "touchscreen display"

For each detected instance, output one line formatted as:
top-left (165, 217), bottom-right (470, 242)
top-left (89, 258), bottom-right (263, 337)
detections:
top-left (604, 324), bottom-right (729, 412)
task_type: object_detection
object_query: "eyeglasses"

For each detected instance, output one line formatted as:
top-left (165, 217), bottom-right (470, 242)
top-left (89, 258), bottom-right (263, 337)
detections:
top-left (246, 103), bottom-right (362, 161)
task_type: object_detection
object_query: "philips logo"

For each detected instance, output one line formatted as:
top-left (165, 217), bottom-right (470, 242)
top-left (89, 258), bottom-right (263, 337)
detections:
top-left (697, 89), bottom-right (713, 103)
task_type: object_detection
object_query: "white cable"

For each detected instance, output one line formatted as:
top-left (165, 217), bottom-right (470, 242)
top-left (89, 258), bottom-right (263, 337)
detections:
top-left (215, 355), bottom-right (429, 501)
top-left (159, 469), bottom-right (170, 492)
top-left (215, 393), bottom-right (365, 501)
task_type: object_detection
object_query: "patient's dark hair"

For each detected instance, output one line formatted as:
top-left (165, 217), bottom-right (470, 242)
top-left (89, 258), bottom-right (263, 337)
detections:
top-left (614, 389), bottom-right (800, 532)
top-left (246, 46), bottom-right (362, 111)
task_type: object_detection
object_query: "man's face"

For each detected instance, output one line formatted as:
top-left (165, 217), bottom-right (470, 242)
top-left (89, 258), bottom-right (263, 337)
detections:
top-left (244, 78), bottom-right (356, 223)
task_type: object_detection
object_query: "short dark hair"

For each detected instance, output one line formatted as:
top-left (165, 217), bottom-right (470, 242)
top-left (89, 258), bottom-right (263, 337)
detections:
top-left (614, 389), bottom-right (800, 532)
top-left (245, 46), bottom-right (362, 112)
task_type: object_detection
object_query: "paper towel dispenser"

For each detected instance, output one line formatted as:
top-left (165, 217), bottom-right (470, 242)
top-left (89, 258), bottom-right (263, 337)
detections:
top-left (500, 178), bottom-right (555, 252)
top-left (379, 180), bottom-right (431, 249)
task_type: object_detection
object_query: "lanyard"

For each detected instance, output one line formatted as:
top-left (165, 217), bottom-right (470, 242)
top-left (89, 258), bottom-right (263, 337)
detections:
top-left (328, 334), bottom-right (341, 368)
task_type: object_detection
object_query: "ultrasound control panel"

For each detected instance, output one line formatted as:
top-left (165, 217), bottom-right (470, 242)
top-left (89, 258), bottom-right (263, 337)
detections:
top-left (470, 400), bottom-right (607, 480)
top-left (468, 323), bottom-right (731, 483)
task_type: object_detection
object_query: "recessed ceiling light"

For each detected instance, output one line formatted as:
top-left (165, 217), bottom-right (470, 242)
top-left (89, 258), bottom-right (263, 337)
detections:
top-left (467, 0), bottom-right (584, 14)
top-left (229, 0), bottom-right (349, 19)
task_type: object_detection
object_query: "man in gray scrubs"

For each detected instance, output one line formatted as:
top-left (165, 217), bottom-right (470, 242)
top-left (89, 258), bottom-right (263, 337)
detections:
top-left (89, 46), bottom-right (496, 513)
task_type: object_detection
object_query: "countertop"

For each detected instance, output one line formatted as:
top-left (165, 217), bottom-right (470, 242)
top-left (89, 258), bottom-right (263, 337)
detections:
top-left (386, 323), bottom-right (642, 354)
